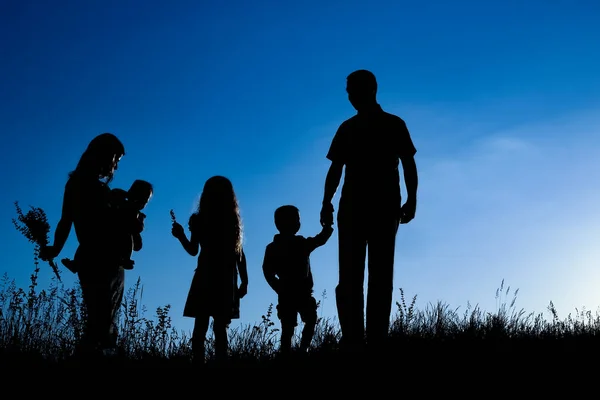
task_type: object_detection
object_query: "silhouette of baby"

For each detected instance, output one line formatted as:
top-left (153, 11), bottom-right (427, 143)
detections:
top-left (61, 180), bottom-right (153, 273)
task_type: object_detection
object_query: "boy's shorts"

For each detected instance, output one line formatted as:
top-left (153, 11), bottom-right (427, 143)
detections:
top-left (277, 295), bottom-right (318, 327)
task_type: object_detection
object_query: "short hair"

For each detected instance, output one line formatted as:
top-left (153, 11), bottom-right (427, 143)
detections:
top-left (346, 69), bottom-right (377, 93)
top-left (274, 205), bottom-right (299, 233)
top-left (129, 179), bottom-right (153, 197)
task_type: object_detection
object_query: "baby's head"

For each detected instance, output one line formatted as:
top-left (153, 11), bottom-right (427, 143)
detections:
top-left (128, 180), bottom-right (153, 211)
top-left (274, 205), bottom-right (300, 235)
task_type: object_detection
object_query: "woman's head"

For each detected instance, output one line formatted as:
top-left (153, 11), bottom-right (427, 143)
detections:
top-left (195, 175), bottom-right (243, 254)
top-left (72, 133), bottom-right (125, 182)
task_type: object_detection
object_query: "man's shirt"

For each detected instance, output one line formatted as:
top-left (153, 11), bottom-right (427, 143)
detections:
top-left (326, 104), bottom-right (417, 207)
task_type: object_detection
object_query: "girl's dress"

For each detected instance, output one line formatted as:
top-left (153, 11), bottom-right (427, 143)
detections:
top-left (183, 214), bottom-right (241, 320)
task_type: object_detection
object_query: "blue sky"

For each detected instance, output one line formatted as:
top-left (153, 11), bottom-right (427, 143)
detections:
top-left (2, 0), bottom-right (599, 337)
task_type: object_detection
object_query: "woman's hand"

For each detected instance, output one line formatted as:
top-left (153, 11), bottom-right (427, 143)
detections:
top-left (39, 245), bottom-right (59, 262)
top-left (171, 222), bottom-right (185, 239)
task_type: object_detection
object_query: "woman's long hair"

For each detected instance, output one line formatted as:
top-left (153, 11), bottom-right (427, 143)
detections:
top-left (192, 175), bottom-right (243, 256)
top-left (70, 133), bottom-right (125, 184)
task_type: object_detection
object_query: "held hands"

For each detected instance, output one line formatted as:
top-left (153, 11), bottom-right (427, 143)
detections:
top-left (320, 202), bottom-right (334, 227)
top-left (400, 199), bottom-right (416, 224)
top-left (322, 223), bottom-right (334, 236)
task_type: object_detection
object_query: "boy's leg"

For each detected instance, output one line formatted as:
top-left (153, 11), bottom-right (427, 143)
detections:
top-left (298, 296), bottom-right (318, 352)
top-left (277, 302), bottom-right (296, 355)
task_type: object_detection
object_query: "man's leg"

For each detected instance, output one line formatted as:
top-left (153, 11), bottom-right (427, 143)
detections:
top-left (365, 212), bottom-right (399, 350)
top-left (336, 210), bottom-right (367, 349)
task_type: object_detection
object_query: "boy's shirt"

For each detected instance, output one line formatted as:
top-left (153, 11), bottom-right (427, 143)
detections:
top-left (262, 229), bottom-right (332, 296)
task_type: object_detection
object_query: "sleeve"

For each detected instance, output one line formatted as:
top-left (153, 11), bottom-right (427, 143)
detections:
top-left (304, 227), bottom-right (333, 254)
top-left (326, 121), bottom-right (348, 164)
top-left (397, 118), bottom-right (417, 159)
top-left (262, 245), bottom-right (280, 294)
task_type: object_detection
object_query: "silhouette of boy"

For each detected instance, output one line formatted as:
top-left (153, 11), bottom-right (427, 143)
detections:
top-left (62, 179), bottom-right (153, 273)
top-left (262, 205), bottom-right (334, 355)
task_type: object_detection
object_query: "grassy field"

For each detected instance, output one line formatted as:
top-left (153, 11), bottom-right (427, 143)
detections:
top-left (2, 258), bottom-right (598, 372)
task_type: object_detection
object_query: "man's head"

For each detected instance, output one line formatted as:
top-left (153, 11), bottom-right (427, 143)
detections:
top-left (128, 180), bottom-right (154, 210)
top-left (274, 205), bottom-right (300, 235)
top-left (346, 69), bottom-right (378, 112)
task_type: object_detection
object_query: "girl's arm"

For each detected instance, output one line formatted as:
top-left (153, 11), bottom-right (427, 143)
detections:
top-left (178, 230), bottom-right (199, 256)
top-left (172, 221), bottom-right (199, 256)
top-left (237, 249), bottom-right (248, 298)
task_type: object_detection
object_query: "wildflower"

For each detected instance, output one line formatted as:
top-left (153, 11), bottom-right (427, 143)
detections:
top-left (12, 201), bottom-right (61, 282)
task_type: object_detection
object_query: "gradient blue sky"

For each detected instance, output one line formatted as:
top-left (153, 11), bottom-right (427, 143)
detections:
top-left (2, 0), bottom-right (599, 336)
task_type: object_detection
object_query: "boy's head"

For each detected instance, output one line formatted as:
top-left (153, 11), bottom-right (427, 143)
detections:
top-left (128, 180), bottom-right (153, 210)
top-left (274, 205), bottom-right (300, 235)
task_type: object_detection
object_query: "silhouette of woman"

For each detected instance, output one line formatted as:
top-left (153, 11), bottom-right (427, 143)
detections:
top-left (172, 175), bottom-right (249, 365)
top-left (40, 133), bottom-right (127, 358)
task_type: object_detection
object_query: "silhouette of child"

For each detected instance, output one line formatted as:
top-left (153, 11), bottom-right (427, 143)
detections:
top-left (61, 179), bottom-right (153, 273)
top-left (262, 205), bottom-right (334, 355)
top-left (171, 175), bottom-right (248, 365)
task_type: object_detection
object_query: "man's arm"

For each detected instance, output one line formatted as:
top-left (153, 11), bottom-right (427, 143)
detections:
top-left (320, 162), bottom-right (343, 226)
top-left (321, 121), bottom-right (347, 226)
top-left (400, 155), bottom-right (418, 223)
top-left (322, 161), bottom-right (343, 206)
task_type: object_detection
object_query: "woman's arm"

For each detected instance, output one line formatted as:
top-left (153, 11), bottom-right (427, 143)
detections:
top-left (41, 182), bottom-right (74, 260)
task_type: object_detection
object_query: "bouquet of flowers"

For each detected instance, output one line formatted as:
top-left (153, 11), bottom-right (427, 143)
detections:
top-left (12, 201), bottom-right (61, 282)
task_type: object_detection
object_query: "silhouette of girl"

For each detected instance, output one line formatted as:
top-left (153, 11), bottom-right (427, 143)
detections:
top-left (172, 175), bottom-right (249, 365)
top-left (40, 133), bottom-right (126, 358)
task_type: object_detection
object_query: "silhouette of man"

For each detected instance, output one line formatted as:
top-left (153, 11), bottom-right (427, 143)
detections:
top-left (320, 69), bottom-right (418, 352)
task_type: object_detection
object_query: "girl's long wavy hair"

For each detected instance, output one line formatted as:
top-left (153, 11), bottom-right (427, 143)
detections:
top-left (192, 175), bottom-right (243, 256)
top-left (69, 132), bottom-right (125, 184)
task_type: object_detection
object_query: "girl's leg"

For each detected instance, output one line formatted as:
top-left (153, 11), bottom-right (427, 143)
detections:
top-left (192, 315), bottom-right (210, 364)
top-left (213, 317), bottom-right (230, 362)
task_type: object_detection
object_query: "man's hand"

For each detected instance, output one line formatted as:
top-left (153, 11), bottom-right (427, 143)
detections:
top-left (320, 202), bottom-right (334, 227)
top-left (400, 199), bottom-right (416, 224)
